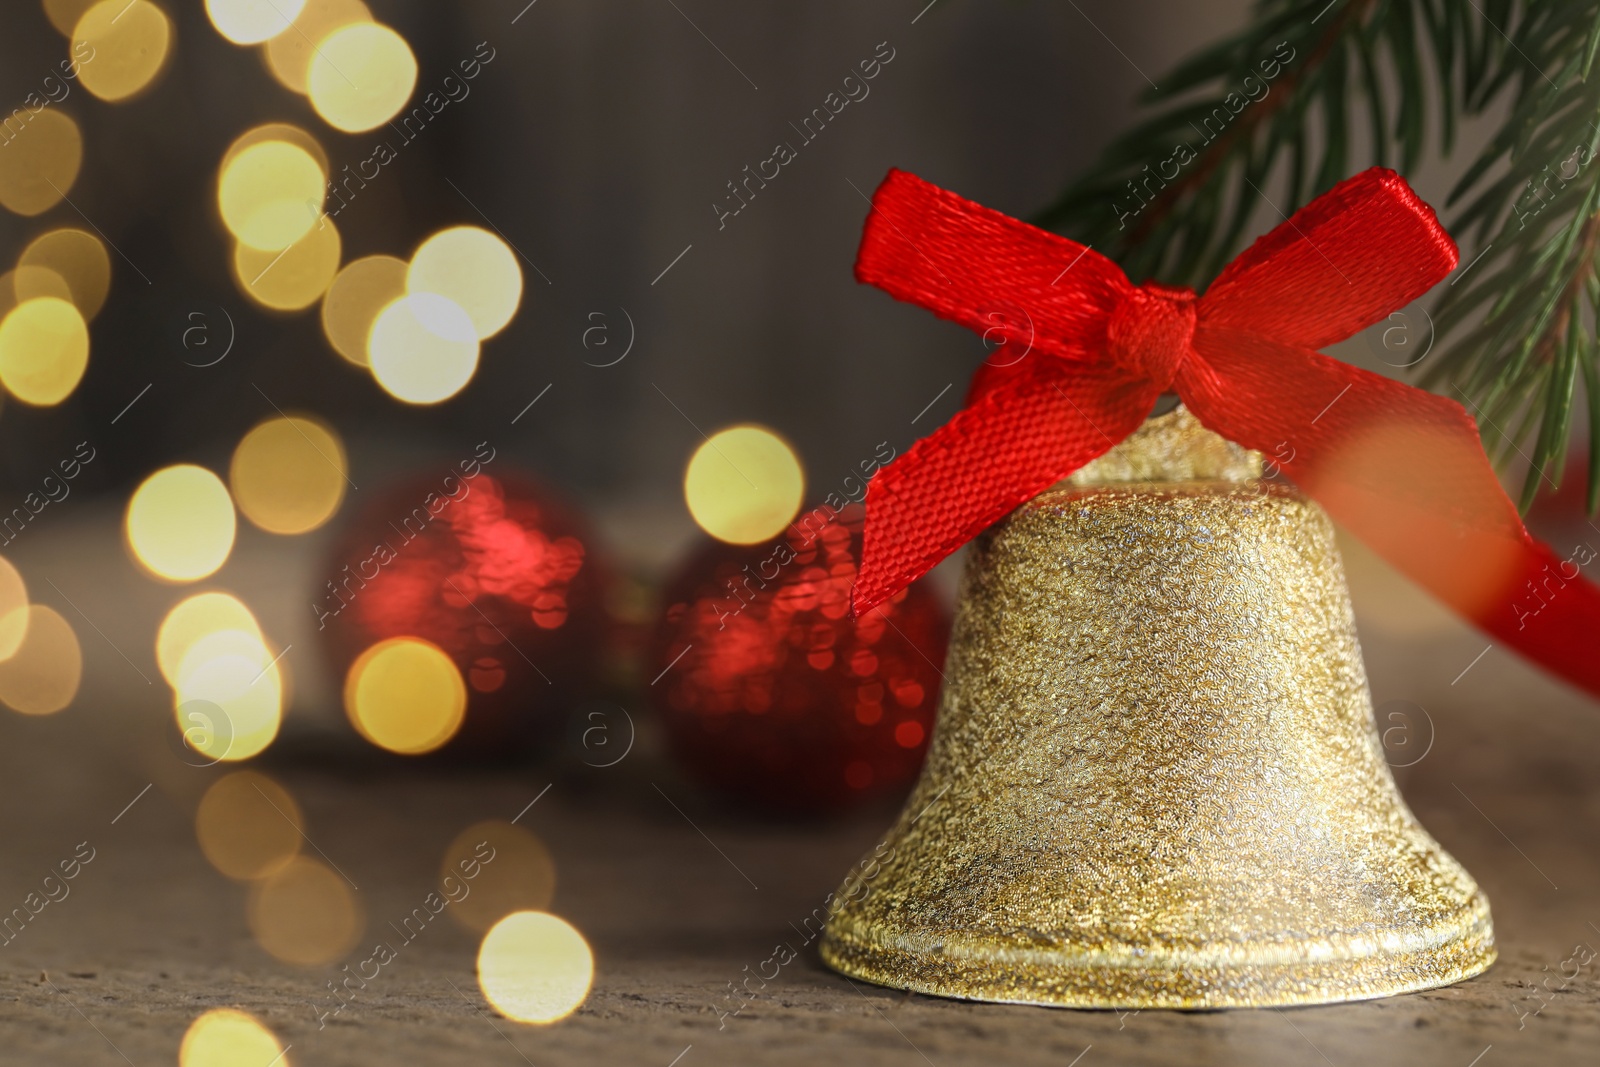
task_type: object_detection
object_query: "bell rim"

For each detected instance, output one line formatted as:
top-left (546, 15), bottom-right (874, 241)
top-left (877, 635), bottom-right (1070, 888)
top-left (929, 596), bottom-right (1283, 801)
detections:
top-left (818, 898), bottom-right (1496, 1009)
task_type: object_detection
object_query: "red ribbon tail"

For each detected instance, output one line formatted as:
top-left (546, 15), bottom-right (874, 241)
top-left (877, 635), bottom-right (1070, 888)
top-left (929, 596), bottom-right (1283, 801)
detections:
top-left (1184, 329), bottom-right (1600, 701)
top-left (1492, 541), bottom-right (1600, 694)
top-left (854, 367), bottom-right (1155, 615)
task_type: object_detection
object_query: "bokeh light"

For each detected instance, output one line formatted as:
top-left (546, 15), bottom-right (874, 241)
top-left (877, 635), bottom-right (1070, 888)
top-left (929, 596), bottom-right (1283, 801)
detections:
top-left (206, 0), bottom-right (308, 45)
top-left (0, 296), bottom-right (89, 405)
top-left (0, 605), bottom-right (81, 715)
top-left (175, 628), bottom-right (275, 688)
top-left (0, 556), bottom-right (29, 661)
top-left (408, 227), bottom-right (523, 340)
top-left (0, 109), bottom-right (82, 216)
top-left (265, 0), bottom-right (372, 94)
top-left (126, 465), bottom-right (237, 582)
top-left (180, 1009), bottom-right (291, 1067)
top-left (684, 425), bottom-right (805, 544)
top-left (308, 22), bottom-right (417, 133)
top-left (157, 591), bottom-right (262, 685)
top-left (232, 218), bottom-right (341, 311)
top-left (229, 415), bottom-right (348, 535)
top-left (320, 253), bottom-right (406, 366)
top-left (196, 771), bottom-right (304, 881)
top-left (344, 636), bottom-right (466, 754)
top-left (18, 229), bottom-right (111, 319)
top-left (72, 0), bottom-right (172, 103)
top-left (221, 123), bottom-right (329, 181)
top-left (248, 855), bottom-right (363, 965)
top-left (368, 293), bottom-right (480, 404)
top-left (6, 265), bottom-right (73, 308)
top-left (218, 140), bottom-right (326, 252)
top-left (477, 912), bottom-right (594, 1024)
top-left (43, 0), bottom-right (98, 36)
top-left (174, 628), bottom-right (283, 761)
top-left (0, 272), bottom-right (25, 319)
top-left (443, 821), bottom-right (557, 933)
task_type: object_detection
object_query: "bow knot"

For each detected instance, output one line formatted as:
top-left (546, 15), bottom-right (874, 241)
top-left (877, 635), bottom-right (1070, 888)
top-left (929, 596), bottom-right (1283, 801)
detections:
top-left (1106, 282), bottom-right (1196, 391)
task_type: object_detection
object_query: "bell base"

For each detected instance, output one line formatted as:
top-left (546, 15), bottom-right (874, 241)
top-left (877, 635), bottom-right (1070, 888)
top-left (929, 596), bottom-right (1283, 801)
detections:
top-left (820, 899), bottom-right (1495, 1009)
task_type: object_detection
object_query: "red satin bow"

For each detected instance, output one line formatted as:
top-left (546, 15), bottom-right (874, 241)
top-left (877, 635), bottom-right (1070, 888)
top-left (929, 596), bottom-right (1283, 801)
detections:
top-left (853, 166), bottom-right (1600, 701)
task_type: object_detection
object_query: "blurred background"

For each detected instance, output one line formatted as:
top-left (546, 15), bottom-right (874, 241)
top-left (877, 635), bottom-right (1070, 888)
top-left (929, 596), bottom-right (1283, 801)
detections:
top-left (1, 0), bottom-right (1323, 754)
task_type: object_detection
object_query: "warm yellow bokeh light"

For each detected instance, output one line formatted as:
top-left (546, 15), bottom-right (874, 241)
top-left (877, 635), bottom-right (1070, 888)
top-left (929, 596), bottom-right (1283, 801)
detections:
top-left (249, 855), bottom-right (363, 966)
top-left (0, 297), bottom-right (89, 406)
top-left (0, 556), bottom-right (29, 662)
top-left (126, 465), bottom-right (237, 582)
top-left (44, 0), bottom-right (98, 36)
top-left (0, 605), bottom-right (81, 715)
top-left (321, 254), bottom-right (406, 366)
top-left (443, 821), bottom-right (557, 934)
top-left (0, 109), bottom-right (82, 216)
top-left (175, 628), bottom-right (283, 761)
top-left (156, 591), bottom-right (262, 685)
top-left (368, 293), bottom-right (480, 404)
top-left (196, 770), bottom-right (304, 881)
top-left (477, 912), bottom-right (594, 1025)
top-left (684, 425), bottom-right (805, 544)
top-left (408, 227), bottom-right (523, 341)
top-left (345, 636), bottom-right (466, 755)
top-left (233, 218), bottom-right (341, 311)
top-left (229, 415), bottom-right (348, 534)
top-left (0, 272), bottom-right (23, 320)
top-left (206, 0), bottom-right (308, 44)
top-left (308, 22), bottom-right (417, 133)
top-left (73, 0), bottom-right (172, 102)
top-left (265, 0), bottom-right (372, 94)
top-left (18, 229), bottom-right (111, 319)
top-left (175, 628), bottom-right (273, 688)
top-left (218, 141), bottom-right (326, 252)
top-left (180, 1009), bottom-right (291, 1067)
top-left (11, 265), bottom-right (73, 306)
top-left (221, 123), bottom-right (329, 182)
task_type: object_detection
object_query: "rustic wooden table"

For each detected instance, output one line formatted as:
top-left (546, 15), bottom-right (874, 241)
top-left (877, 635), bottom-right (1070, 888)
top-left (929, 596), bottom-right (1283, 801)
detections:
top-left (0, 517), bottom-right (1595, 1066)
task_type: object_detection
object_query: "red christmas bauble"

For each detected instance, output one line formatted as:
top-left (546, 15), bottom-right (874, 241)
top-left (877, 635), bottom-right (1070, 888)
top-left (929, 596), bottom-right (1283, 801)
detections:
top-left (650, 506), bottom-right (949, 815)
top-left (318, 465), bottom-right (612, 761)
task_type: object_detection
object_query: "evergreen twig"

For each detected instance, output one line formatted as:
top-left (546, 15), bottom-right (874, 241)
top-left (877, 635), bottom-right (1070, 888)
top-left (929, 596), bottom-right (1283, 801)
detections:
top-left (1038, 0), bottom-right (1600, 511)
top-left (1426, 1), bottom-right (1600, 510)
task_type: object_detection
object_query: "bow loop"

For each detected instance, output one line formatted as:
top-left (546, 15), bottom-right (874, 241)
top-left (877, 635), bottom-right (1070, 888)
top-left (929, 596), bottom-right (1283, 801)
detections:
top-left (1106, 283), bottom-right (1196, 391)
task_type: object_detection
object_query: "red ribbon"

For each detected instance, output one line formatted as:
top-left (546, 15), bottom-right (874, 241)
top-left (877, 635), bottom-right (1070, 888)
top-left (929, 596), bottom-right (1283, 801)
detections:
top-left (852, 166), bottom-right (1600, 700)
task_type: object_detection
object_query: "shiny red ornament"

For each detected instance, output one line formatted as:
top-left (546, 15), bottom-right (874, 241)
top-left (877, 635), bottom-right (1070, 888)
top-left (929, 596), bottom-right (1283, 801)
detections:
top-left (650, 507), bottom-right (949, 816)
top-left (318, 466), bottom-right (612, 760)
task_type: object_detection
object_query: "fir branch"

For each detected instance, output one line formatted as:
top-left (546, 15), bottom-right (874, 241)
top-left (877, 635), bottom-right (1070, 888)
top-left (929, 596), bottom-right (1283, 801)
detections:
top-left (1427, 1), bottom-right (1600, 510)
top-left (1041, 0), bottom-right (1600, 512)
top-left (1033, 0), bottom-right (1475, 286)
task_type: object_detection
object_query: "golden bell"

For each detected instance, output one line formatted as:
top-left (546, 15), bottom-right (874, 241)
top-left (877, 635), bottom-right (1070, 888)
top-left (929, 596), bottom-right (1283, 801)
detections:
top-left (820, 406), bottom-right (1494, 1008)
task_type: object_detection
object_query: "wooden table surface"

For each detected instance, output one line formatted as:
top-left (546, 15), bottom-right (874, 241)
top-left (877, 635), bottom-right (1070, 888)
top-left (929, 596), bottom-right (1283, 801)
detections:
top-left (1, 513), bottom-right (1597, 1066)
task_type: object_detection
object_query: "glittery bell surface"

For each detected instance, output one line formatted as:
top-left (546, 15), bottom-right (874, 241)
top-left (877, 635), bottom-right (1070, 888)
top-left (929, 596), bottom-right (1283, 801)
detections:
top-left (819, 407), bottom-right (1494, 1008)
